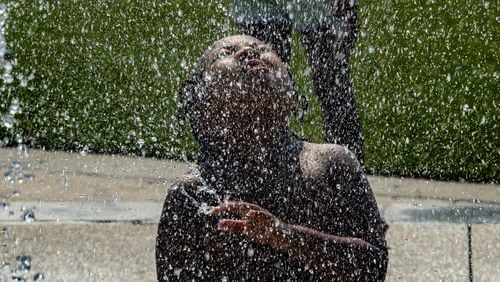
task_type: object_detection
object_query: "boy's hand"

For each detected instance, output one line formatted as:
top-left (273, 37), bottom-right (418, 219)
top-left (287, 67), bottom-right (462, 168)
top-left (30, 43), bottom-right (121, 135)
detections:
top-left (211, 201), bottom-right (289, 250)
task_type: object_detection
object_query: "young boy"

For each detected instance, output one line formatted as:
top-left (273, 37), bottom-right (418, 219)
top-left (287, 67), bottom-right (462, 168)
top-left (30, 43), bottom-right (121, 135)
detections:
top-left (156, 35), bottom-right (388, 281)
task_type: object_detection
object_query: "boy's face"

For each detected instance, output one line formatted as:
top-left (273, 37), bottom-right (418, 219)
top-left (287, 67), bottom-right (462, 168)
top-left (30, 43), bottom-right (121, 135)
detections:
top-left (203, 35), bottom-right (290, 96)
top-left (192, 35), bottom-right (293, 142)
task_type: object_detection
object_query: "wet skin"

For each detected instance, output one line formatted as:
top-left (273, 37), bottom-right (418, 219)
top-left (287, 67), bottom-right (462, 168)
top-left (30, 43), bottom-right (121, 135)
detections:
top-left (191, 35), bottom-right (293, 153)
top-left (156, 35), bottom-right (388, 281)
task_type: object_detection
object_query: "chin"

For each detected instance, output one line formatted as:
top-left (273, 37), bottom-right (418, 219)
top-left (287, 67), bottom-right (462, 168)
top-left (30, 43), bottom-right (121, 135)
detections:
top-left (240, 74), bottom-right (285, 95)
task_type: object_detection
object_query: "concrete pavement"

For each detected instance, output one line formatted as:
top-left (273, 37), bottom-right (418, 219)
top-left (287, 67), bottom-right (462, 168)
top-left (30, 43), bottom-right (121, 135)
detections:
top-left (0, 147), bottom-right (499, 281)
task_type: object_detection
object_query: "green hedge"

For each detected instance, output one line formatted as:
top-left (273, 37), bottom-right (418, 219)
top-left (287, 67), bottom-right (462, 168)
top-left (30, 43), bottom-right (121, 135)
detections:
top-left (1, 0), bottom-right (497, 182)
top-left (352, 1), bottom-right (498, 181)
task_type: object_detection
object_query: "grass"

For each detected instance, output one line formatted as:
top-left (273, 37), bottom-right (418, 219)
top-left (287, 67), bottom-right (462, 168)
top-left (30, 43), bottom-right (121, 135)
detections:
top-left (1, 0), bottom-right (497, 182)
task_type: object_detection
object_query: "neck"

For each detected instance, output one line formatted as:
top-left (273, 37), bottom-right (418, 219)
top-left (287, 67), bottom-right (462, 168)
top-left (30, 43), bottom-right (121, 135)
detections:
top-left (196, 125), bottom-right (302, 204)
top-left (198, 124), bottom-right (293, 178)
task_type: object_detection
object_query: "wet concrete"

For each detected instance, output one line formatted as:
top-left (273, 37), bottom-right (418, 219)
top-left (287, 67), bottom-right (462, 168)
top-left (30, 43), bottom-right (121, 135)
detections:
top-left (471, 225), bottom-right (500, 281)
top-left (1, 148), bottom-right (499, 281)
top-left (1, 223), bottom-right (157, 281)
top-left (369, 175), bottom-right (499, 204)
top-left (0, 201), bottom-right (162, 224)
top-left (385, 223), bottom-right (469, 282)
top-left (398, 205), bottom-right (500, 224)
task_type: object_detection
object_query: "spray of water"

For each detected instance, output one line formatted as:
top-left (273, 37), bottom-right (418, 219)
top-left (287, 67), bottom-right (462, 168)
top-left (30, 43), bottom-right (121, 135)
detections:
top-left (0, 3), bottom-right (45, 281)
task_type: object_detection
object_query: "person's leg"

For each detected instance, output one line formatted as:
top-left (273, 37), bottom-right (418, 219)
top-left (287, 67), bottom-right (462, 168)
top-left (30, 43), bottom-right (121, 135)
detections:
top-left (296, 0), bottom-right (364, 163)
top-left (235, 17), bottom-right (293, 67)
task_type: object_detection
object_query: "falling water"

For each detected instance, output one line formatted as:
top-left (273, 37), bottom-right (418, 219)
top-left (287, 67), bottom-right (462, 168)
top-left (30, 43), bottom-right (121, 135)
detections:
top-left (0, 2), bottom-right (44, 281)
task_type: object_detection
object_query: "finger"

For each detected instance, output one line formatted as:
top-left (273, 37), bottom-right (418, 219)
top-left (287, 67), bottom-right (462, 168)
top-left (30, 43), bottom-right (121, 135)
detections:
top-left (218, 219), bottom-right (248, 233)
top-left (224, 201), bottom-right (266, 211)
top-left (246, 210), bottom-right (272, 223)
top-left (211, 201), bottom-right (265, 217)
top-left (211, 202), bottom-right (246, 216)
top-left (246, 210), bottom-right (281, 231)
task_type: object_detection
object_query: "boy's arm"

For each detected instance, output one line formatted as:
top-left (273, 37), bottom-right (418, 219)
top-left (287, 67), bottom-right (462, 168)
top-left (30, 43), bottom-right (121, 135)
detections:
top-left (279, 172), bottom-right (387, 281)
top-left (211, 146), bottom-right (388, 280)
top-left (212, 198), bottom-right (387, 281)
top-left (282, 146), bottom-right (387, 280)
top-left (156, 183), bottom-right (204, 281)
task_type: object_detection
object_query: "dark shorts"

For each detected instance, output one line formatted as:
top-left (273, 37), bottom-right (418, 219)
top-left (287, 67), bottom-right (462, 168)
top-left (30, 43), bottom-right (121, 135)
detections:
top-left (229, 0), bottom-right (340, 26)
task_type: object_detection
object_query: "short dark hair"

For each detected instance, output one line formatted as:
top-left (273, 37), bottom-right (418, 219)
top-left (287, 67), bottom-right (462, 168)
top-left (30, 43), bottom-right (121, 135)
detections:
top-left (176, 51), bottom-right (210, 144)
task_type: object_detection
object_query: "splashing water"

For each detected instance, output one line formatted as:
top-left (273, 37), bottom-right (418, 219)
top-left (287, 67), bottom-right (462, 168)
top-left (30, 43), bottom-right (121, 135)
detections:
top-left (20, 206), bottom-right (35, 223)
top-left (10, 254), bottom-right (33, 281)
top-left (0, 3), bottom-right (44, 280)
top-left (33, 273), bottom-right (45, 282)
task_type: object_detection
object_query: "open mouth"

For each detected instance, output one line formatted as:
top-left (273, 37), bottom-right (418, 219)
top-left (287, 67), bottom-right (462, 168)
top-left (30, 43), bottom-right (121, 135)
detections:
top-left (244, 59), bottom-right (270, 74)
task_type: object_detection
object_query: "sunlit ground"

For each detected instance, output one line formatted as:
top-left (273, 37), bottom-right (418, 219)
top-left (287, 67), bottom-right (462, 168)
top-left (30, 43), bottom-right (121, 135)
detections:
top-left (1, 148), bottom-right (499, 280)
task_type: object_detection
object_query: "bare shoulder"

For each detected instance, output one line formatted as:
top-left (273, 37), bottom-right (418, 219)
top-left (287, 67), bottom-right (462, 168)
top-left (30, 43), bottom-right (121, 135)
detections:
top-left (298, 142), bottom-right (362, 182)
top-left (298, 142), bottom-right (387, 246)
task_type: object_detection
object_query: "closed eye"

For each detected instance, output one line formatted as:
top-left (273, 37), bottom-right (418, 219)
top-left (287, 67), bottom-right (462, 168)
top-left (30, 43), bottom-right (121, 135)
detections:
top-left (257, 45), bottom-right (273, 53)
top-left (215, 46), bottom-right (237, 60)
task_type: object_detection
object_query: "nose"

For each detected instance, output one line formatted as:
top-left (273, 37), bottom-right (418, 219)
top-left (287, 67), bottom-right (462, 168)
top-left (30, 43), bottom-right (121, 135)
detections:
top-left (236, 47), bottom-right (260, 62)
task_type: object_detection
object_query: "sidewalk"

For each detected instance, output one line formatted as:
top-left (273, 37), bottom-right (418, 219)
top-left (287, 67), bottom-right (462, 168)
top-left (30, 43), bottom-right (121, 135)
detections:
top-left (1, 147), bottom-right (499, 281)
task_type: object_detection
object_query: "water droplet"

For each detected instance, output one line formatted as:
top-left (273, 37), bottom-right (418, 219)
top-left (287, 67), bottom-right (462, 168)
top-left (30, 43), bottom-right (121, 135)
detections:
top-left (1, 227), bottom-right (8, 237)
top-left (20, 207), bottom-right (35, 223)
top-left (3, 73), bottom-right (13, 84)
top-left (33, 273), bottom-right (45, 282)
top-left (0, 200), bottom-right (9, 210)
top-left (20, 78), bottom-right (28, 87)
top-left (198, 203), bottom-right (213, 215)
top-left (1, 115), bottom-right (14, 128)
top-left (137, 138), bottom-right (145, 148)
top-left (80, 146), bottom-right (89, 156)
top-left (9, 98), bottom-right (20, 114)
top-left (173, 268), bottom-right (182, 278)
top-left (15, 255), bottom-right (31, 273)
